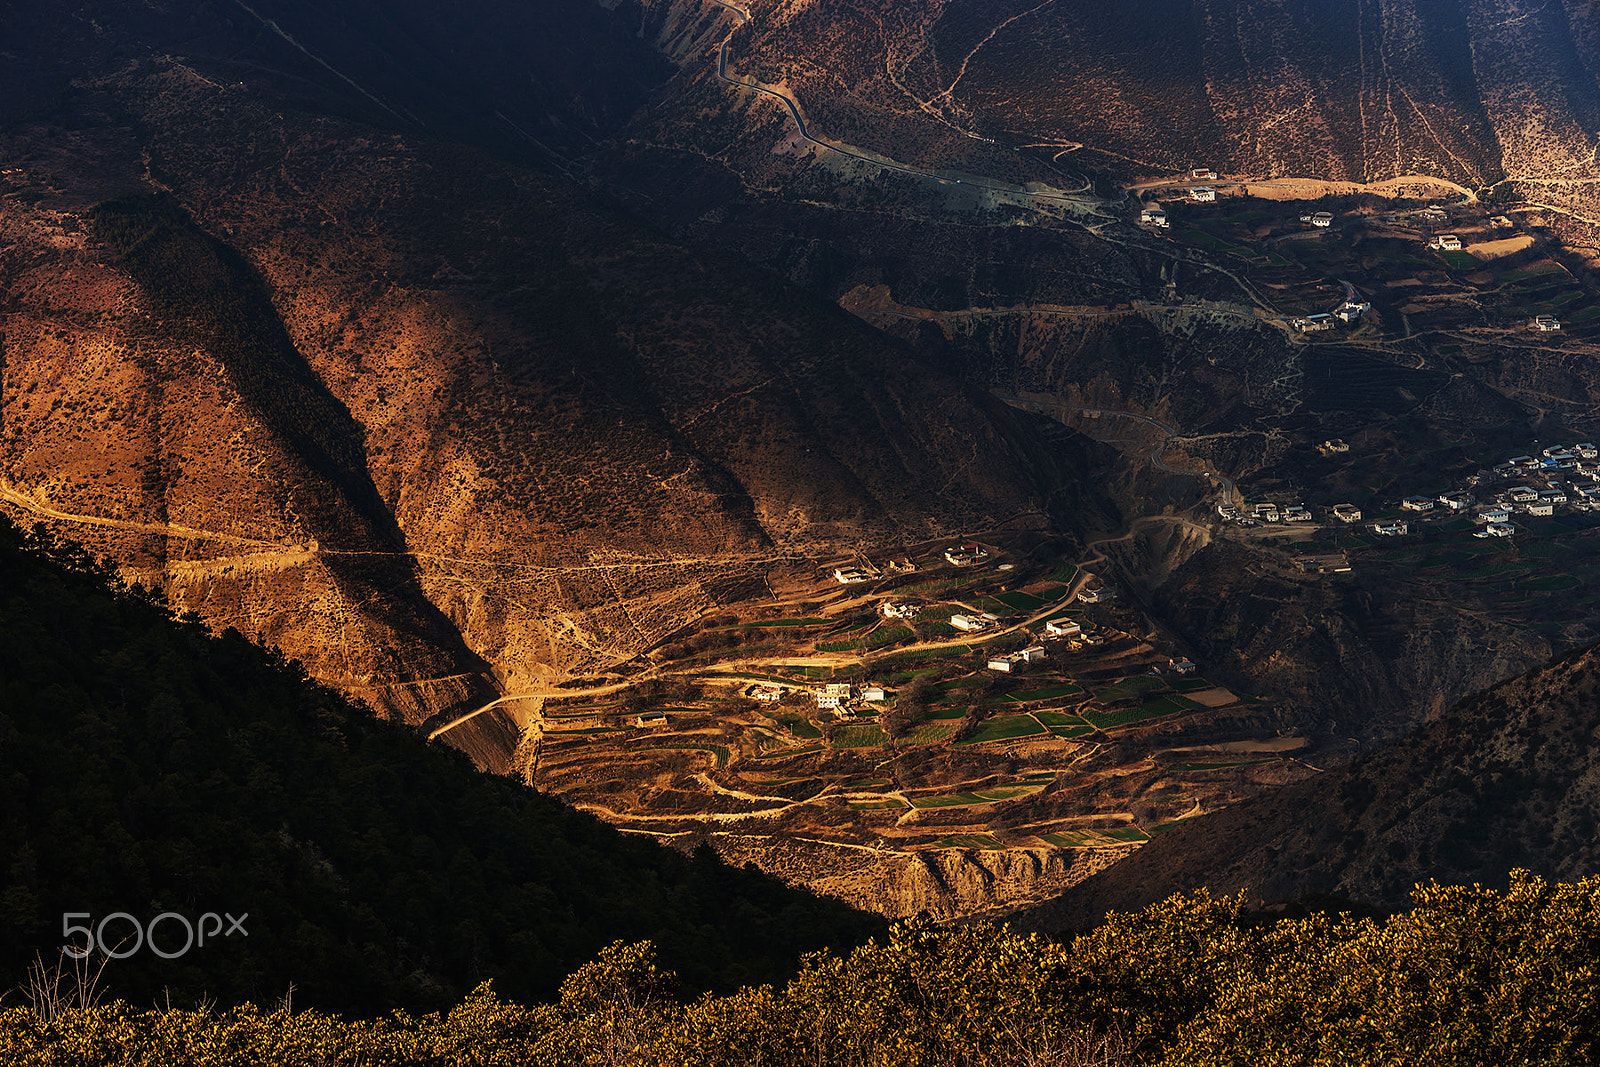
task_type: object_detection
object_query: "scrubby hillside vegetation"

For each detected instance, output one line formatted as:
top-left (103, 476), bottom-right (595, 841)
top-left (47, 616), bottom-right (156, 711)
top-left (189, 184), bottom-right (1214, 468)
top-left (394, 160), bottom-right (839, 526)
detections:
top-left (6, 874), bottom-right (1600, 1065)
top-left (0, 519), bottom-right (881, 1015)
top-left (1023, 637), bottom-right (1600, 930)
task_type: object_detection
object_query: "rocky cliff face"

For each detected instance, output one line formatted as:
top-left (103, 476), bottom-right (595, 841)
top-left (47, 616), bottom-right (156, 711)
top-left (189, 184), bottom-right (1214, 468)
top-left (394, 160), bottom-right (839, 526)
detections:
top-left (699, 834), bottom-right (1138, 920)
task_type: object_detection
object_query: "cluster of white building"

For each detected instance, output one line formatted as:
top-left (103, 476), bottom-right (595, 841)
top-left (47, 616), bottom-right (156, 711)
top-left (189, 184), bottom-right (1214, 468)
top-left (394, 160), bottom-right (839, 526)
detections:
top-left (1362, 442), bottom-right (1600, 541)
top-left (986, 645), bottom-right (1047, 673)
top-left (1293, 301), bottom-right (1369, 333)
top-left (814, 682), bottom-right (887, 709)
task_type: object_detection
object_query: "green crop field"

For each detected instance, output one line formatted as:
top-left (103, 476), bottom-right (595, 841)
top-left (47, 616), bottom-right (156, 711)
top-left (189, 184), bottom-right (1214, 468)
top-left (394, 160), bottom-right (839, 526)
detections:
top-left (1049, 724), bottom-right (1096, 739)
top-left (1170, 677), bottom-right (1213, 691)
top-left (923, 705), bottom-right (969, 720)
top-left (904, 722), bottom-right (959, 744)
top-left (955, 714), bottom-right (1047, 745)
top-left (1083, 697), bottom-right (1194, 730)
top-left (773, 715), bottom-right (823, 739)
top-left (847, 798), bottom-right (908, 810)
top-left (910, 792), bottom-right (992, 809)
top-left (1033, 710), bottom-right (1088, 726)
top-left (833, 724), bottom-right (889, 749)
top-left (1504, 263), bottom-right (1564, 281)
top-left (993, 590), bottom-right (1046, 611)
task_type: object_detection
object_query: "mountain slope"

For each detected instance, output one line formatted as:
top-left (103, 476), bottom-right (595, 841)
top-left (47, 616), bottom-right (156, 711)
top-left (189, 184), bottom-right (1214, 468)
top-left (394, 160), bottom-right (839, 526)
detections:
top-left (1, 31), bottom-right (1094, 764)
top-left (1018, 640), bottom-right (1600, 929)
top-left (645, 0), bottom-right (1600, 190)
top-left (0, 517), bottom-right (883, 1015)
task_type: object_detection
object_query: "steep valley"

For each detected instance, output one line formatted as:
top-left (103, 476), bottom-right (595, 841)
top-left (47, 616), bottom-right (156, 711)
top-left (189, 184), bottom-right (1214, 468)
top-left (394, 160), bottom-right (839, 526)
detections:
top-left (9, 0), bottom-right (1600, 925)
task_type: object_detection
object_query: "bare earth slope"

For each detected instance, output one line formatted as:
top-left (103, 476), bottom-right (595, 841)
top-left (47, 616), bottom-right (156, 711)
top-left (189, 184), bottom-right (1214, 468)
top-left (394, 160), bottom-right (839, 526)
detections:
top-left (682, 0), bottom-right (1600, 188)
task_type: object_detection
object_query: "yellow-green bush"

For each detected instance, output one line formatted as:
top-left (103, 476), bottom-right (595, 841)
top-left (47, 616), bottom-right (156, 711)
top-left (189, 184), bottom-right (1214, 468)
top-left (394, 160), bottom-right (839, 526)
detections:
top-left (6, 872), bottom-right (1600, 1066)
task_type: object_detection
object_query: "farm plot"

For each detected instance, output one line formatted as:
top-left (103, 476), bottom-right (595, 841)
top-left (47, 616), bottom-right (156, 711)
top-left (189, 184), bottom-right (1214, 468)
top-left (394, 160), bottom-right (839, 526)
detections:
top-left (833, 724), bottom-right (889, 748)
top-left (904, 721), bottom-right (960, 744)
top-left (771, 714), bottom-right (823, 739)
top-left (1082, 695), bottom-right (1197, 730)
top-left (955, 714), bottom-right (1048, 745)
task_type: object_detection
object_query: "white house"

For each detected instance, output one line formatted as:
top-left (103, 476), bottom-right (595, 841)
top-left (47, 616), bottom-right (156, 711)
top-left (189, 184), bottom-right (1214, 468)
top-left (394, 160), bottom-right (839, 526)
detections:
top-left (1507, 487), bottom-right (1539, 503)
top-left (881, 602), bottom-right (916, 619)
top-left (1282, 505), bottom-right (1313, 523)
top-left (752, 685), bottom-right (784, 702)
top-left (1438, 492), bottom-right (1473, 511)
top-left (1483, 523), bottom-right (1514, 538)
top-left (1336, 301), bottom-right (1371, 323)
top-left (1401, 497), bottom-right (1436, 512)
top-left (1576, 443), bottom-right (1598, 459)
top-left (635, 711), bottom-right (667, 728)
top-left (1171, 659), bottom-right (1198, 674)
top-left (834, 567), bottom-right (871, 584)
top-left (987, 656), bottom-right (1015, 672)
top-left (1190, 168), bottom-right (1217, 180)
top-left (1077, 586), bottom-right (1116, 603)
top-left (1331, 504), bottom-right (1363, 523)
top-left (1373, 520), bottom-right (1409, 536)
top-left (1017, 645), bottom-right (1047, 663)
top-left (1294, 314), bottom-right (1335, 332)
top-left (950, 614), bottom-right (992, 632)
top-left (1533, 315), bottom-right (1562, 332)
top-left (815, 683), bottom-right (853, 709)
top-left (1311, 212), bottom-right (1334, 228)
top-left (1431, 234), bottom-right (1463, 251)
top-left (1475, 507), bottom-right (1511, 524)
top-left (861, 686), bottom-right (887, 703)
top-left (1253, 503), bottom-right (1281, 522)
top-left (1539, 489), bottom-right (1568, 504)
top-left (1140, 207), bottom-right (1170, 228)
top-left (1189, 187), bottom-right (1216, 201)
top-left (944, 544), bottom-right (990, 566)
top-left (1524, 502), bottom-right (1555, 517)
top-left (1044, 619), bottom-right (1082, 638)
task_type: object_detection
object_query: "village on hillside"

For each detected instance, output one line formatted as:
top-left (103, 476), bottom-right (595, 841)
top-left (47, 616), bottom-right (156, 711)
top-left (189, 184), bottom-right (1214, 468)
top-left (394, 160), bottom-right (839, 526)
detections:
top-left (529, 530), bottom-right (1296, 872)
